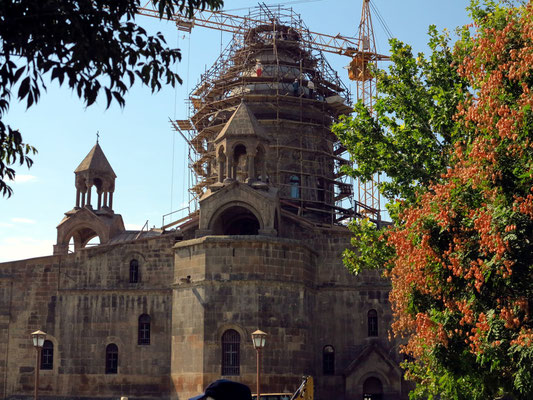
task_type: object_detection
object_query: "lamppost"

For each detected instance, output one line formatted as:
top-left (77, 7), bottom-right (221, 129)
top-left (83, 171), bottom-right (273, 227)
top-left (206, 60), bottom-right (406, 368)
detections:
top-left (251, 330), bottom-right (267, 400)
top-left (31, 330), bottom-right (46, 400)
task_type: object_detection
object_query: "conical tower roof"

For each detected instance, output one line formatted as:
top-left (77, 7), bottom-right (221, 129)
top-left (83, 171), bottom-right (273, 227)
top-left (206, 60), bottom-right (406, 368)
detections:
top-left (215, 101), bottom-right (269, 142)
top-left (74, 143), bottom-right (116, 177)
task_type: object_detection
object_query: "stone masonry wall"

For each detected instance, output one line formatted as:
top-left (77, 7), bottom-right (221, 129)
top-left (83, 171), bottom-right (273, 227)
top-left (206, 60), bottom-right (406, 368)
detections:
top-left (173, 235), bottom-right (316, 399)
top-left (0, 234), bottom-right (175, 400)
top-left (312, 228), bottom-right (398, 400)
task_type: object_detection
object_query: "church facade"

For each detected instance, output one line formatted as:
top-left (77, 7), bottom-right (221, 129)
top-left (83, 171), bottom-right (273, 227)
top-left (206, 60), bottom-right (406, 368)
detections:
top-left (0, 8), bottom-right (407, 400)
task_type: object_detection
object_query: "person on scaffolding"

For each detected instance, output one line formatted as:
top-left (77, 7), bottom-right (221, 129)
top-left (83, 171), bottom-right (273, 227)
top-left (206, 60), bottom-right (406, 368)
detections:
top-left (255, 60), bottom-right (262, 77)
top-left (307, 78), bottom-right (315, 99)
top-left (292, 78), bottom-right (300, 97)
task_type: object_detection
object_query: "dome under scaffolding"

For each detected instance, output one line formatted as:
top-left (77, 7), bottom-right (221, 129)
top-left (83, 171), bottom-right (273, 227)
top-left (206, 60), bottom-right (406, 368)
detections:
top-left (171, 6), bottom-right (378, 227)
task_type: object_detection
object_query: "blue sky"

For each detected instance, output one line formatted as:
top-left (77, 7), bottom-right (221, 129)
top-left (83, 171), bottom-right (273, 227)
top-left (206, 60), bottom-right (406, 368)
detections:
top-left (0, 0), bottom-right (472, 262)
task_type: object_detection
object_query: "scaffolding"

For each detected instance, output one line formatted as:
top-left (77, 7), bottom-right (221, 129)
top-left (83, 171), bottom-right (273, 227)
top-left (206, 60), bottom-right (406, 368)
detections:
top-left (171, 5), bottom-right (372, 225)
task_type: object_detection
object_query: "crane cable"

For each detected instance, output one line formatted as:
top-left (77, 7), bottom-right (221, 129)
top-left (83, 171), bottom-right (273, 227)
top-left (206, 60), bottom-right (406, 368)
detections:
top-left (170, 30), bottom-right (180, 213)
top-left (369, 0), bottom-right (393, 40)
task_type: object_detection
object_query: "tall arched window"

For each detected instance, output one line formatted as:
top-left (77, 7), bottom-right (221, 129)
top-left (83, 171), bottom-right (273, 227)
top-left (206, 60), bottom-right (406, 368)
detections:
top-left (129, 259), bottom-right (139, 283)
top-left (105, 344), bottom-right (118, 374)
top-left (368, 309), bottom-right (378, 337)
top-left (40, 340), bottom-right (53, 370)
top-left (322, 345), bottom-right (335, 375)
top-left (221, 329), bottom-right (240, 376)
top-left (138, 314), bottom-right (151, 345)
top-left (290, 175), bottom-right (300, 199)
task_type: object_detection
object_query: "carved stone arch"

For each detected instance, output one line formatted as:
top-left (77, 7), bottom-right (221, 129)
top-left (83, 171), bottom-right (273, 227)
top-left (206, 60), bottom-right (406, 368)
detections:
top-left (361, 375), bottom-right (385, 400)
top-left (93, 176), bottom-right (104, 192)
top-left (105, 335), bottom-right (125, 349)
top-left (121, 251), bottom-right (148, 265)
top-left (216, 323), bottom-right (248, 343)
top-left (358, 371), bottom-right (390, 389)
top-left (60, 221), bottom-right (108, 252)
top-left (230, 141), bottom-right (248, 154)
top-left (208, 201), bottom-right (264, 235)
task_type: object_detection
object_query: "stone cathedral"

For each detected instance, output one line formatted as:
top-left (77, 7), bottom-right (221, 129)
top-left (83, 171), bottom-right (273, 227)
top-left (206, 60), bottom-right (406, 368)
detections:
top-left (0, 8), bottom-right (408, 400)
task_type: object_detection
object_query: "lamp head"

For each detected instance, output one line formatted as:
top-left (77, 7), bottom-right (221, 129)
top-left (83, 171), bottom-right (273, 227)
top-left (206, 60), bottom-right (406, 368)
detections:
top-left (31, 330), bottom-right (47, 348)
top-left (251, 329), bottom-right (267, 350)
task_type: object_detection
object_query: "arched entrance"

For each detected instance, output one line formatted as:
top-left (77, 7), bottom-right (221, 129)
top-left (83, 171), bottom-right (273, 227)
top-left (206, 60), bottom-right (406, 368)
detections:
top-left (211, 205), bottom-right (261, 235)
top-left (363, 377), bottom-right (383, 400)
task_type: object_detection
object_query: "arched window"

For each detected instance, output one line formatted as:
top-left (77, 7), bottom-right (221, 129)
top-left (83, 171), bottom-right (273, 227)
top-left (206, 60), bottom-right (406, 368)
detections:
top-left (368, 309), bottom-right (378, 337)
top-left (40, 340), bottom-right (53, 370)
top-left (138, 314), bottom-right (151, 345)
top-left (221, 329), bottom-right (240, 376)
top-left (105, 344), bottom-right (118, 374)
top-left (290, 175), bottom-right (300, 199)
top-left (322, 345), bottom-right (335, 375)
top-left (129, 259), bottom-right (139, 283)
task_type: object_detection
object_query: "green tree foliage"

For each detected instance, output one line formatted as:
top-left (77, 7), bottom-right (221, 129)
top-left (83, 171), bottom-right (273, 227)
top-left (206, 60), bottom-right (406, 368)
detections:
top-left (0, 0), bottom-right (223, 197)
top-left (335, 26), bottom-right (468, 205)
top-left (334, 1), bottom-right (533, 398)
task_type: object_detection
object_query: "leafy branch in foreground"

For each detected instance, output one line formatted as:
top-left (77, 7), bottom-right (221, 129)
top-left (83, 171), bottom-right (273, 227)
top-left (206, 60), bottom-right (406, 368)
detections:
top-left (0, 0), bottom-right (223, 197)
top-left (335, 1), bottom-right (533, 398)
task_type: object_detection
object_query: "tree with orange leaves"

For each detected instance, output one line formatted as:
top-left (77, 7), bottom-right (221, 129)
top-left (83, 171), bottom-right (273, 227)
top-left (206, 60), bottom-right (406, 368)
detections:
top-left (334, 1), bottom-right (533, 398)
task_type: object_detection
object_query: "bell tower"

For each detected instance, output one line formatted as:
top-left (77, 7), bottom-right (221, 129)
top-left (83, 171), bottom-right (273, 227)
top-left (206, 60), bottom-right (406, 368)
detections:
top-left (74, 141), bottom-right (116, 211)
top-left (53, 142), bottom-right (125, 255)
top-left (213, 101), bottom-right (270, 186)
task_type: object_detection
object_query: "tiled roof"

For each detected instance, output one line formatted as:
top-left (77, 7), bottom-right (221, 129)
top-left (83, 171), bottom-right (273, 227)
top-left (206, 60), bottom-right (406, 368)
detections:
top-left (215, 101), bottom-right (269, 142)
top-left (75, 143), bottom-right (116, 177)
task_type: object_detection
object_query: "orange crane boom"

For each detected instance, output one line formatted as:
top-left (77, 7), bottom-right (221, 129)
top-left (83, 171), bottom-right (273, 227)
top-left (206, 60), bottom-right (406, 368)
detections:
top-left (138, 3), bottom-right (364, 55)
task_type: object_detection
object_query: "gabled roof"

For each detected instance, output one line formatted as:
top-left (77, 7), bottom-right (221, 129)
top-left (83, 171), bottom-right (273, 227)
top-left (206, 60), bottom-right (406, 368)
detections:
top-left (344, 342), bottom-right (402, 379)
top-left (75, 143), bottom-right (116, 177)
top-left (215, 101), bottom-right (269, 142)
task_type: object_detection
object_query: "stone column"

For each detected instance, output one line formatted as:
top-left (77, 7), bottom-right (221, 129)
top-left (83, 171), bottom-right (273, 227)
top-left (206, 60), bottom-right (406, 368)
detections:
top-left (248, 155), bottom-right (255, 179)
top-left (262, 159), bottom-right (267, 182)
top-left (97, 191), bottom-right (102, 210)
top-left (81, 191), bottom-right (86, 207)
top-left (86, 185), bottom-right (92, 207)
top-left (225, 152), bottom-right (234, 182)
top-left (218, 159), bottom-right (225, 183)
top-left (246, 154), bottom-right (255, 183)
top-left (109, 192), bottom-right (114, 210)
top-left (75, 189), bottom-right (80, 208)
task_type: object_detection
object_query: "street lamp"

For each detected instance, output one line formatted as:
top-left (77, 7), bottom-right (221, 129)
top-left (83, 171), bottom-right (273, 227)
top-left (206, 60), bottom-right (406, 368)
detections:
top-left (251, 330), bottom-right (267, 400)
top-left (31, 330), bottom-right (46, 400)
